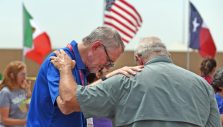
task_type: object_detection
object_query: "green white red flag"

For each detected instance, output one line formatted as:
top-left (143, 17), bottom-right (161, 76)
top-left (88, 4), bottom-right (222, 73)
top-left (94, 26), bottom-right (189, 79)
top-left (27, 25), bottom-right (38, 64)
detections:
top-left (23, 5), bottom-right (52, 64)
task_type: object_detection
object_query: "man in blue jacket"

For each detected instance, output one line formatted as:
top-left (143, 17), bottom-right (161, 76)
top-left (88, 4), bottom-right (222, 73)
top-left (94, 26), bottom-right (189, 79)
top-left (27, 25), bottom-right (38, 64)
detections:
top-left (27, 26), bottom-right (127, 127)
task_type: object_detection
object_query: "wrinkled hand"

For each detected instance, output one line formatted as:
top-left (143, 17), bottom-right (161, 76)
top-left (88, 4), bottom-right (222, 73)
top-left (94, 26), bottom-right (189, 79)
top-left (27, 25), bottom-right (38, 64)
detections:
top-left (106, 65), bottom-right (144, 78)
top-left (50, 49), bottom-right (76, 71)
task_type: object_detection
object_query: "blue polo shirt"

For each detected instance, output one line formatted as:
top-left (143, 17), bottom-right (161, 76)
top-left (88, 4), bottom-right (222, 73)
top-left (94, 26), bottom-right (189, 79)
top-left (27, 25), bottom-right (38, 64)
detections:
top-left (27, 40), bottom-right (88, 127)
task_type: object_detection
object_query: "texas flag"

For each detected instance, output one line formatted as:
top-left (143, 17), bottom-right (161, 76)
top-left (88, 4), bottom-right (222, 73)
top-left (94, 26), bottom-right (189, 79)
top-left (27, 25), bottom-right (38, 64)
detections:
top-left (189, 2), bottom-right (216, 58)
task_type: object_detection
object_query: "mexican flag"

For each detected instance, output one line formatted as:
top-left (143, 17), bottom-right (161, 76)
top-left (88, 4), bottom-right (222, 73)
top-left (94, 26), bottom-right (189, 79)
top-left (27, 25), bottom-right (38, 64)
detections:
top-left (23, 5), bottom-right (52, 64)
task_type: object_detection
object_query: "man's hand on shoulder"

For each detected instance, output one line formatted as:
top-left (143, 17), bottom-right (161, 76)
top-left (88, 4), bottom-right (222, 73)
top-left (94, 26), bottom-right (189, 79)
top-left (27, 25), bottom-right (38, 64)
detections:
top-left (106, 65), bottom-right (143, 78)
top-left (50, 49), bottom-right (76, 71)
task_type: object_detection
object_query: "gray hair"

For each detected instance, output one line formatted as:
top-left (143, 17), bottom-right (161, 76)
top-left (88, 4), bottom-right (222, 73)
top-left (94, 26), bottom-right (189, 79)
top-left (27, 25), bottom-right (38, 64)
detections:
top-left (82, 26), bottom-right (125, 51)
top-left (134, 36), bottom-right (170, 61)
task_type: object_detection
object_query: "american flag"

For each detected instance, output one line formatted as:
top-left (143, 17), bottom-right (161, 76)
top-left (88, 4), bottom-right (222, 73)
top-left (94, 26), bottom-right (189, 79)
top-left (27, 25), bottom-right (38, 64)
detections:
top-left (104, 0), bottom-right (143, 44)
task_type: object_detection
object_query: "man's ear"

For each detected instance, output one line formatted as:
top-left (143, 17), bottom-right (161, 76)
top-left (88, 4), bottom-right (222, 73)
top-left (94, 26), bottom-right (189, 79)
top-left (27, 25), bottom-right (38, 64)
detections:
top-left (91, 40), bottom-right (102, 51)
top-left (135, 55), bottom-right (144, 65)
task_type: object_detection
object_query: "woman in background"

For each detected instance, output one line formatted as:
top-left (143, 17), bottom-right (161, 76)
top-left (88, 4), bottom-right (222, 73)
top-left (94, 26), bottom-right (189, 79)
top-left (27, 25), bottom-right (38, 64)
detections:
top-left (0, 61), bottom-right (31, 127)
top-left (200, 58), bottom-right (217, 84)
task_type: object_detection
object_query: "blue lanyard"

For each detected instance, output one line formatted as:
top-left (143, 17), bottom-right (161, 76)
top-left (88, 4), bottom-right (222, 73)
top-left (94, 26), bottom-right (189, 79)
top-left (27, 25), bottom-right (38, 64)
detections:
top-left (67, 43), bottom-right (86, 86)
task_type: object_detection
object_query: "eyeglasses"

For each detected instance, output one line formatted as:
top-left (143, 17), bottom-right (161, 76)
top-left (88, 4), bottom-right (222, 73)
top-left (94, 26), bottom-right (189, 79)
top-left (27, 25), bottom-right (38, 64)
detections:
top-left (101, 44), bottom-right (115, 68)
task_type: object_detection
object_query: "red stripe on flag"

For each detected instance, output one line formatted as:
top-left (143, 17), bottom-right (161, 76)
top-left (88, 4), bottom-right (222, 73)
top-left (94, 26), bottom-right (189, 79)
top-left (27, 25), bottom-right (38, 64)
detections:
top-left (104, 0), bottom-right (142, 44)
top-left (108, 8), bottom-right (138, 30)
top-left (120, 0), bottom-right (142, 23)
top-left (104, 22), bottom-right (133, 38)
top-left (121, 38), bottom-right (129, 43)
top-left (105, 15), bottom-right (137, 34)
top-left (113, 2), bottom-right (141, 27)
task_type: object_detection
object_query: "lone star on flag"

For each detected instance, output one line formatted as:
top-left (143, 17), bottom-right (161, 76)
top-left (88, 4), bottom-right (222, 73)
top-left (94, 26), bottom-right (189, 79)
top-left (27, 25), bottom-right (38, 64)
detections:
top-left (192, 17), bottom-right (200, 32)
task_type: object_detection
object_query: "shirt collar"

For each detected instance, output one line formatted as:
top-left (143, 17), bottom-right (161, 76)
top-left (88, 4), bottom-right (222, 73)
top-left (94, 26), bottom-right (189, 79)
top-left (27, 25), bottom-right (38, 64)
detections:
top-left (69, 40), bottom-right (87, 70)
top-left (145, 55), bottom-right (173, 65)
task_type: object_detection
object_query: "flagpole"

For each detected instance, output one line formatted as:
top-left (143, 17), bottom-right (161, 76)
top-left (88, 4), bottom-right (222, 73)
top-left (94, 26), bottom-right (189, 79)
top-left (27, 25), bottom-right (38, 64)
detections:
top-left (184, 0), bottom-right (190, 70)
top-left (22, 3), bottom-right (25, 63)
top-left (103, 0), bottom-right (106, 25)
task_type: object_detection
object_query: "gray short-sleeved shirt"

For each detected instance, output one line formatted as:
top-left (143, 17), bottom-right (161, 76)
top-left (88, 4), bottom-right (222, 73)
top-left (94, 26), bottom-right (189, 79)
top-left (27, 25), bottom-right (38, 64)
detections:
top-left (77, 56), bottom-right (221, 127)
top-left (0, 87), bottom-right (27, 127)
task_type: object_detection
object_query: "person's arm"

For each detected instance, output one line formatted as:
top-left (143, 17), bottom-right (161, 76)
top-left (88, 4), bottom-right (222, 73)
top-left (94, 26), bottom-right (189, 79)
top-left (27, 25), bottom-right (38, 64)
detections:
top-left (51, 50), bottom-right (80, 114)
top-left (57, 64), bottom-right (80, 114)
top-left (0, 107), bottom-right (26, 126)
top-left (48, 50), bottom-right (80, 114)
top-left (50, 50), bottom-right (143, 114)
top-left (89, 66), bottom-right (143, 86)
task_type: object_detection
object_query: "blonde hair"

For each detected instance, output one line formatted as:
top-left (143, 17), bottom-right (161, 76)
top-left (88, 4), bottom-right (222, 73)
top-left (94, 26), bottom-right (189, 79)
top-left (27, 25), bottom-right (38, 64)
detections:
top-left (0, 61), bottom-right (26, 91)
